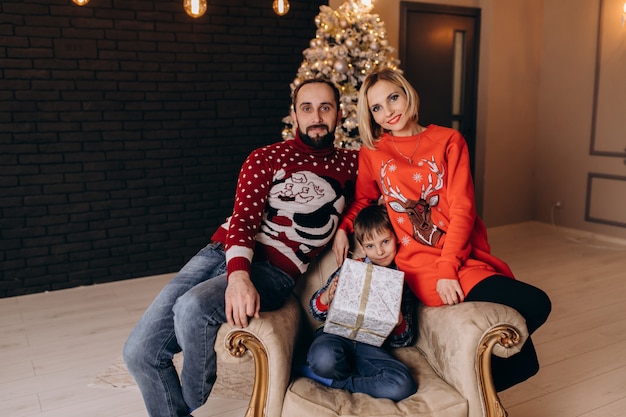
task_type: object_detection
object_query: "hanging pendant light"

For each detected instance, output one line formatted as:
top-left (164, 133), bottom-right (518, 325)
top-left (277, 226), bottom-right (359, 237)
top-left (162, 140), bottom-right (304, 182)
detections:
top-left (72, 0), bottom-right (90, 5)
top-left (184, 0), bottom-right (207, 18)
top-left (272, 0), bottom-right (290, 16)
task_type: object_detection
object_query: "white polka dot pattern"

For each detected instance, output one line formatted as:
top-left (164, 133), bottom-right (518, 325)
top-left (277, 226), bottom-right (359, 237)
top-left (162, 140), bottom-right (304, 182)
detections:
top-left (216, 138), bottom-right (358, 277)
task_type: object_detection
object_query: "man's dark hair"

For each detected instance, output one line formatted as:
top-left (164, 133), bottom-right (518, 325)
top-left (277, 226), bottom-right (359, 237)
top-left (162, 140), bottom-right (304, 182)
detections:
top-left (292, 78), bottom-right (340, 108)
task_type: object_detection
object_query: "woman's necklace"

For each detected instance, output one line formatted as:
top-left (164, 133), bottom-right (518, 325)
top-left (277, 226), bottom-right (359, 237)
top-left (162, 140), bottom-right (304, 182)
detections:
top-left (389, 127), bottom-right (424, 165)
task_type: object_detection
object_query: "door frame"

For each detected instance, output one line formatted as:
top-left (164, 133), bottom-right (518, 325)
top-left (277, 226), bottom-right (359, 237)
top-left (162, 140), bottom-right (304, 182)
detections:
top-left (398, 1), bottom-right (482, 193)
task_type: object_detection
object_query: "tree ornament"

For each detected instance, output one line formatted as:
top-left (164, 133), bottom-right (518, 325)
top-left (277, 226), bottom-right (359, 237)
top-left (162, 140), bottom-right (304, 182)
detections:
top-left (345, 37), bottom-right (356, 49)
top-left (333, 59), bottom-right (348, 74)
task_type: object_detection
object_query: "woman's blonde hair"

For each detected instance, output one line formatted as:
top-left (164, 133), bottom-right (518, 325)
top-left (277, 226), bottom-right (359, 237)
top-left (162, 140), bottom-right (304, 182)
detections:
top-left (357, 68), bottom-right (420, 150)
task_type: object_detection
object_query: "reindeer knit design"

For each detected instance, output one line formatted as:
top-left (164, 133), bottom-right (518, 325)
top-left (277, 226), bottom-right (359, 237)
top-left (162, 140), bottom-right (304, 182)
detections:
top-left (338, 124), bottom-right (514, 306)
top-left (211, 133), bottom-right (358, 280)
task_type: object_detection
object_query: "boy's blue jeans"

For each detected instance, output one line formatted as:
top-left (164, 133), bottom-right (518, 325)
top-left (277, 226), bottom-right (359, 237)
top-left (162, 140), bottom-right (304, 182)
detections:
top-left (123, 243), bottom-right (294, 417)
top-left (307, 329), bottom-right (417, 402)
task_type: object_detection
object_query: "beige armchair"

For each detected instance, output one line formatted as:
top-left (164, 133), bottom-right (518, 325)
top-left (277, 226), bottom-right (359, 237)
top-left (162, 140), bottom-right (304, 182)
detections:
top-left (214, 249), bottom-right (528, 417)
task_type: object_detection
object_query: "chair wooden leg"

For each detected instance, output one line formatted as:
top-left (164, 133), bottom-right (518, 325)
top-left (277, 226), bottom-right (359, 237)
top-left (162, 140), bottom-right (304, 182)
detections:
top-left (476, 324), bottom-right (522, 417)
top-left (226, 330), bottom-right (269, 417)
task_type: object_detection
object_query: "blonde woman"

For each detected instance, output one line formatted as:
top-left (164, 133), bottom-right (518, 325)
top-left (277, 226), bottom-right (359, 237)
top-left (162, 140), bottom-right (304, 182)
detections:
top-left (333, 68), bottom-right (551, 392)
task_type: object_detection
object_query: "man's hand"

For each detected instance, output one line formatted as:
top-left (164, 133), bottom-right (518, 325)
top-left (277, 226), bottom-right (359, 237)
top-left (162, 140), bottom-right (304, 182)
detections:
top-left (225, 271), bottom-right (260, 328)
top-left (436, 278), bottom-right (465, 305)
top-left (332, 229), bottom-right (350, 267)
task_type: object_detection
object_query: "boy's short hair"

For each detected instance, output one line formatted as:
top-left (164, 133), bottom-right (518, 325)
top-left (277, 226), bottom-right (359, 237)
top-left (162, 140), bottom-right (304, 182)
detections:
top-left (353, 204), bottom-right (393, 245)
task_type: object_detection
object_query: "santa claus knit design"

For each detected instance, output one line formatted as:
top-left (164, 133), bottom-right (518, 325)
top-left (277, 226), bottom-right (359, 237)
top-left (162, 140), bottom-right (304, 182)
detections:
top-left (211, 135), bottom-right (357, 280)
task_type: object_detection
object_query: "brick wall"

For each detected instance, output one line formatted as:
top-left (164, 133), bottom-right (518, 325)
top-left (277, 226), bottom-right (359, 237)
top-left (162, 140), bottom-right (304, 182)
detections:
top-left (0, 0), bottom-right (326, 297)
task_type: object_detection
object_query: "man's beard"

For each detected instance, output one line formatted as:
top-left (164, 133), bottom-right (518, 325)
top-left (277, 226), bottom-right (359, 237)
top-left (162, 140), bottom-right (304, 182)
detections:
top-left (298, 125), bottom-right (336, 149)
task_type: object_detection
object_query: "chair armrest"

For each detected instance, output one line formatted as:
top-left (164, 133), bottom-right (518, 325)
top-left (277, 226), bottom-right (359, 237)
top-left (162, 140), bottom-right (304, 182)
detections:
top-left (220, 295), bottom-right (301, 417)
top-left (415, 301), bottom-right (528, 417)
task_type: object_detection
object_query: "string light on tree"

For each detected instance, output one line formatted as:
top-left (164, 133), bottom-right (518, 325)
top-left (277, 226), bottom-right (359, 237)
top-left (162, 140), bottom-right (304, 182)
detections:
top-left (282, 0), bottom-right (400, 148)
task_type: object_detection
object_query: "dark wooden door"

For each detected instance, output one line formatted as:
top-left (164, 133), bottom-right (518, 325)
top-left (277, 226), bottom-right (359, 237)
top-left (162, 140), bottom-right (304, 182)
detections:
top-left (399, 2), bottom-right (480, 174)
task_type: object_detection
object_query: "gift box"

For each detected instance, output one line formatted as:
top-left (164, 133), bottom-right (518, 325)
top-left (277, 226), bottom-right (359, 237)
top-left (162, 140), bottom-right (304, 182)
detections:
top-left (324, 258), bottom-right (404, 347)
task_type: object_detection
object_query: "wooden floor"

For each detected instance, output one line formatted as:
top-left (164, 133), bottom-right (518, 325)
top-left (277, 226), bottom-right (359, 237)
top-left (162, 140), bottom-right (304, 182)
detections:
top-left (2, 221), bottom-right (625, 417)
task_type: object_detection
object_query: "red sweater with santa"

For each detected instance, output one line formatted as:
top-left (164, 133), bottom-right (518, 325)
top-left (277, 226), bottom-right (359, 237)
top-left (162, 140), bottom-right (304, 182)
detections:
top-left (211, 134), bottom-right (358, 280)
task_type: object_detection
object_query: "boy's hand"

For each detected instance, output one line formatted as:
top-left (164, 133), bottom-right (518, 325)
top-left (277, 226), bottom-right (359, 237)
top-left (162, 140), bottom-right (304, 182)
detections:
top-left (321, 276), bottom-right (339, 305)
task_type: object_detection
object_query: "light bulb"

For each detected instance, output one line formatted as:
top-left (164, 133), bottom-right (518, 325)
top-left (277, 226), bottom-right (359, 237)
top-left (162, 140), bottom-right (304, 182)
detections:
top-left (72, 0), bottom-right (90, 5)
top-left (273, 0), bottom-right (290, 16)
top-left (183, 0), bottom-right (207, 18)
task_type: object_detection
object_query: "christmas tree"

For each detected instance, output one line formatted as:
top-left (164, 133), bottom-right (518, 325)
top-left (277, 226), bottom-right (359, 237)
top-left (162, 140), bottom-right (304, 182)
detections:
top-left (282, 0), bottom-right (400, 149)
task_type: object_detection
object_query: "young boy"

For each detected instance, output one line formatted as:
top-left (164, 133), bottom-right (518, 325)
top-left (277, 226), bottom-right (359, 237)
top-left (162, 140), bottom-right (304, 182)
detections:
top-left (299, 204), bottom-right (418, 402)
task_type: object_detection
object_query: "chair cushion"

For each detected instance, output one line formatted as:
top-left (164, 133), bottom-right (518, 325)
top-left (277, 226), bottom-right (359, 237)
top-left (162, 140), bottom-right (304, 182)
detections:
top-left (281, 347), bottom-right (468, 417)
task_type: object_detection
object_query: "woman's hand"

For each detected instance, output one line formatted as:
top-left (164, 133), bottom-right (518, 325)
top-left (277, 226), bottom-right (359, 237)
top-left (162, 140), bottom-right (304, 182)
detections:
top-left (332, 229), bottom-right (350, 267)
top-left (436, 278), bottom-right (465, 305)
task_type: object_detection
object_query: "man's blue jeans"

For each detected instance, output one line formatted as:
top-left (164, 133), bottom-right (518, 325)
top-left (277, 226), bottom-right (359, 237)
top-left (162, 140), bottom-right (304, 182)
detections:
top-left (123, 243), bottom-right (295, 417)
top-left (307, 329), bottom-right (417, 401)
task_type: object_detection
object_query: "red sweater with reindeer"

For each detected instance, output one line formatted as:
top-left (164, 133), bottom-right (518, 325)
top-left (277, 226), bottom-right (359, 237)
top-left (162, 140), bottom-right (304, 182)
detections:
top-left (338, 125), bottom-right (513, 307)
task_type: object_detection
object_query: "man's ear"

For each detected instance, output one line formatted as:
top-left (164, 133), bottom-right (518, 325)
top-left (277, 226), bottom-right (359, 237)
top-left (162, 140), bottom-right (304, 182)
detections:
top-left (290, 110), bottom-right (298, 130)
top-left (337, 109), bottom-right (343, 120)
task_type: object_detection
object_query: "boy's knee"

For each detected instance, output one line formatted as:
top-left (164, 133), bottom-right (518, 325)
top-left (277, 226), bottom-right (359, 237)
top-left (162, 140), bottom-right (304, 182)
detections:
top-left (307, 345), bottom-right (342, 377)
top-left (385, 372), bottom-right (417, 401)
top-left (309, 361), bottom-right (335, 378)
top-left (388, 384), bottom-right (417, 402)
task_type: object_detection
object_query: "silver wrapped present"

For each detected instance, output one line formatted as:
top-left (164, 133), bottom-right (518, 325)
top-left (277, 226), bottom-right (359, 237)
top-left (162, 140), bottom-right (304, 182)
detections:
top-left (324, 258), bottom-right (404, 346)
